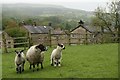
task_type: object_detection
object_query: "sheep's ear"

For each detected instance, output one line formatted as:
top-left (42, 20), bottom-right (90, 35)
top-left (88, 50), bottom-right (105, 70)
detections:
top-left (20, 50), bottom-right (24, 53)
top-left (36, 44), bottom-right (46, 51)
top-left (35, 45), bottom-right (40, 49)
top-left (58, 43), bottom-right (61, 46)
top-left (15, 50), bottom-right (18, 54)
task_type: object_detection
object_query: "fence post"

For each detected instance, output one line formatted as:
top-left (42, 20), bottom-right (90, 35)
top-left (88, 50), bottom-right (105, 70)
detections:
top-left (27, 32), bottom-right (31, 48)
top-left (68, 32), bottom-right (71, 45)
top-left (24, 37), bottom-right (27, 50)
top-left (79, 34), bottom-right (81, 45)
top-left (101, 33), bottom-right (104, 44)
top-left (56, 36), bottom-right (58, 43)
top-left (118, 25), bottom-right (120, 43)
top-left (2, 32), bottom-right (8, 53)
top-left (85, 31), bottom-right (88, 45)
top-left (49, 29), bottom-right (52, 47)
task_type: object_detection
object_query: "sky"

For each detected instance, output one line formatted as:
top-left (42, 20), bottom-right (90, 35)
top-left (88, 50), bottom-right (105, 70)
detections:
top-left (1, 0), bottom-right (111, 11)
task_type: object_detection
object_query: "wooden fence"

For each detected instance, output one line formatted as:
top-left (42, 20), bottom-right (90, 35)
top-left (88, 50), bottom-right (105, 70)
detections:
top-left (2, 36), bottom-right (29, 53)
top-left (48, 33), bottom-right (119, 46)
top-left (2, 32), bottom-right (119, 53)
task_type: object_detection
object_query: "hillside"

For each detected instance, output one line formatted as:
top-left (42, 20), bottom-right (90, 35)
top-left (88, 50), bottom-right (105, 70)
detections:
top-left (2, 4), bottom-right (93, 21)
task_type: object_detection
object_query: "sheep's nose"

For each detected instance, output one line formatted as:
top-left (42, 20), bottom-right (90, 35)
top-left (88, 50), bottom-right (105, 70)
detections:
top-left (63, 47), bottom-right (65, 50)
top-left (18, 54), bottom-right (21, 57)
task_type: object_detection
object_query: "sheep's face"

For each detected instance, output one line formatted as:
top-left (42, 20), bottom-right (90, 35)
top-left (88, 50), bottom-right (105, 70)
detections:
top-left (15, 50), bottom-right (24, 57)
top-left (58, 43), bottom-right (65, 50)
top-left (36, 44), bottom-right (47, 51)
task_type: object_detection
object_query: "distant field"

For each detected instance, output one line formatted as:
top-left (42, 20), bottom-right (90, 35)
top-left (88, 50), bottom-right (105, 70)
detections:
top-left (2, 43), bottom-right (118, 78)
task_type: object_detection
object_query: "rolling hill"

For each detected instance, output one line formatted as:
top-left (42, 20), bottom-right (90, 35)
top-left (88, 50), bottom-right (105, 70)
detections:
top-left (2, 3), bottom-right (93, 21)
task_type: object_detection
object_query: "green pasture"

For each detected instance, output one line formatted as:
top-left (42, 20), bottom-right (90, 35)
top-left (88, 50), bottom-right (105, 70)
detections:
top-left (2, 43), bottom-right (118, 78)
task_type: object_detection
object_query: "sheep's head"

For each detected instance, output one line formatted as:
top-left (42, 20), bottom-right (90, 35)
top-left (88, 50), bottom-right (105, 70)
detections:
top-left (36, 44), bottom-right (47, 52)
top-left (15, 50), bottom-right (24, 57)
top-left (57, 43), bottom-right (65, 50)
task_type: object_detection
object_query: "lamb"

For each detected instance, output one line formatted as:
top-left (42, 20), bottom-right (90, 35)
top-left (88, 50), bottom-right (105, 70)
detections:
top-left (50, 43), bottom-right (65, 67)
top-left (26, 44), bottom-right (47, 72)
top-left (15, 50), bottom-right (25, 73)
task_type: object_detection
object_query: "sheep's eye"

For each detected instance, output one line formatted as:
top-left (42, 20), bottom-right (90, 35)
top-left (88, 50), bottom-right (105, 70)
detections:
top-left (61, 45), bottom-right (63, 47)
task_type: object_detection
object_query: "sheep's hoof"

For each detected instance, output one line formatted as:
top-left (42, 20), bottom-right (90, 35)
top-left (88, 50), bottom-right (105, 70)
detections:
top-left (22, 69), bottom-right (24, 72)
top-left (54, 65), bottom-right (57, 67)
top-left (51, 64), bottom-right (54, 66)
top-left (37, 68), bottom-right (39, 71)
top-left (58, 64), bottom-right (61, 67)
top-left (20, 71), bottom-right (21, 74)
top-left (33, 70), bottom-right (35, 72)
top-left (41, 67), bottom-right (43, 69)
top-left (29, 67), bottom-right (31, 70)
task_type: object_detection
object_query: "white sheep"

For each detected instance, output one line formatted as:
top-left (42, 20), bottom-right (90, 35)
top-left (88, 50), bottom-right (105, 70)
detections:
top-left (15, 50), bottom-right (25, 73)
top-left (50, 43), bottom-right (65, 67)
top-left (26, 44), bottom-right (47, 72)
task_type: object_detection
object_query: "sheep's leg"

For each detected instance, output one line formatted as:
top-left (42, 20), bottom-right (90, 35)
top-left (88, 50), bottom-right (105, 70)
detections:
top-left (37, 63), bottom-right (39, 71)
top-left (19, 66), bottom-right (22, 73)
top-left (56, 59), bottom-right (59, 66)
top-left (22, 61), bottom-right (25, 72)
top-left (16, 64), bottom-right (20, 73)
top-left (21, 64), bottom-right (24, 72)
top-left (41, 62), bottom-right (43, 69)
top-left (29, 64), bottom-right (32, 69)
top-left (51, 58), bottom-right (54, 66)
top-left (54, 60), bottom-right (57, 67)
top-left (33, 64), bottom-right (35, 72)
top-left (16, 67), bottom-right (18, 73)
top-left (54, 62), bottom-right (57, 67)
top-left (58, 59), bottom-right (61, 67)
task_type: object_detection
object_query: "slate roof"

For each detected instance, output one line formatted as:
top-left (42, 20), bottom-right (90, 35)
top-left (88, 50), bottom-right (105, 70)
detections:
top-left (52, 29), bottom-right (66, 34)
top-left (71, 25), bottom-right (95, 33)
top-left (24, 25), bottom-right (53, 34)
top-left (71, 25), bottom-right (100, 33)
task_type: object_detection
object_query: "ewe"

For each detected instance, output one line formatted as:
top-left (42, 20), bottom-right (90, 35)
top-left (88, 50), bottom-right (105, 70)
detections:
top-left (50, 43), bottom-right (65, 67)
top-left (26, 44), bottom-right (47, 72)
top-left (15, 50), bottom-right (25, 73)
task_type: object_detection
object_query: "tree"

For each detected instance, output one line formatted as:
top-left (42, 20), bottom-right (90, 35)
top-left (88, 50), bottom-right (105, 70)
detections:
top-left (108, 0), bottom-right (120, 31)
top-left (94, 7), bottom-right (113, 33)
top-left (91, 16), bottom-right (106, 32)
top-left (5, 27), bottom-right (26, 37)
top-left (92, 0), bottom-right (120, 34)
top-left (65, 22), bottom-right (72, 30)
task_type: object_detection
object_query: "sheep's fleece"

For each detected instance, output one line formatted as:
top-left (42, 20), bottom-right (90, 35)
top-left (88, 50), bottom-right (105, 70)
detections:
top-left (50, 43), bottom-right (65, 66)
top-left (26, 44), bottom-right (46, 65)
top-left (15, 50), bottom-right (25, 73)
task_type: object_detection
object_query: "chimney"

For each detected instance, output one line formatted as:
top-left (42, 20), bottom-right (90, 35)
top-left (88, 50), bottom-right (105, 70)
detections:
top-left (22, 20), bottom-right (26, 25)
top-left (48, 22), bottom-right (52, 26)
top-left (33, 22), bottom-right (37, 26)
top-left (78, 20), bottom-right (84, 26)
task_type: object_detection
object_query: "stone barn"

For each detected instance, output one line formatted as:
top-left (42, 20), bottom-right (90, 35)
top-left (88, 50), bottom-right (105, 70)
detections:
top-left (51, 27), bottom-right (67, 45)
top-left (70, 25), bottom-right (94, 44)
top-left (70, 24), bottom-right (109, 44)
top-left (0, 31), bottom-right (14, 48)
top-left (23, 25), bottom-right (53, 45)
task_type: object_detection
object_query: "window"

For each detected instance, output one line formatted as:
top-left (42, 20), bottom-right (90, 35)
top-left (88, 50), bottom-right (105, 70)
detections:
top-left (8, 42), bottom-right (11, 44)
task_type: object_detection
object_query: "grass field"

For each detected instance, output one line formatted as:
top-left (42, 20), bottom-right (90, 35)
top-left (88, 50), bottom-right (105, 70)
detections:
top-left (0, 49), bottom-right (2, 79)
top-left (2, 43), bottom-right (118, 78)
